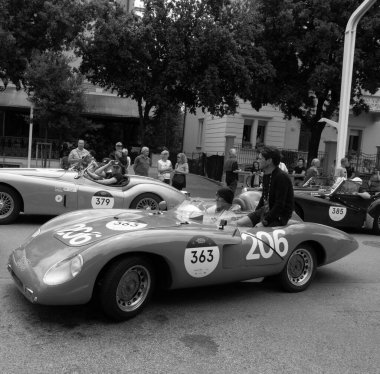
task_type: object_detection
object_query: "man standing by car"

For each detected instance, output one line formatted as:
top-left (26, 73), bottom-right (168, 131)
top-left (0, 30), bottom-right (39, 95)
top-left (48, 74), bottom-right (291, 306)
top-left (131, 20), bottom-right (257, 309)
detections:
top-left (236, 146), bottom-right (294, 227)
top-left (223, 148), bottom-right (240, 193)
top-left (68, 139), bottom-right (89, 169)
top-left (133, 147), bottom-right (151, 176)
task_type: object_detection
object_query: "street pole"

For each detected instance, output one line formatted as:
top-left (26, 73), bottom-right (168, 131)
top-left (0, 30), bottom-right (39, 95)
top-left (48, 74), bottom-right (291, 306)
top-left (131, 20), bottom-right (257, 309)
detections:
top-left (336, 0), bottom-right (377, 163)
top-left (27, 104), bottom-right (33, 168)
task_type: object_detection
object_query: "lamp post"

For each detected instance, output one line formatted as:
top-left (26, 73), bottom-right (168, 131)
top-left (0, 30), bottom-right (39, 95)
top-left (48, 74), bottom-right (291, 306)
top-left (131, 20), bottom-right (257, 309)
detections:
top-left (335, 0), bottom-right (377, 163)
top-left (27, 103), bottom-right (34, 168)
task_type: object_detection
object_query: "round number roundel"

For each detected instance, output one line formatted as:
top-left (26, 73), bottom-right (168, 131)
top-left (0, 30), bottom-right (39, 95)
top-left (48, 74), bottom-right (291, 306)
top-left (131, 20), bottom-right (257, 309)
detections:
top-left (184, 236), bottom-right (220, 278)
top-left (91, 191), bottom-right (115, 209)
top-left (329, 206), bottom-right (347, 221)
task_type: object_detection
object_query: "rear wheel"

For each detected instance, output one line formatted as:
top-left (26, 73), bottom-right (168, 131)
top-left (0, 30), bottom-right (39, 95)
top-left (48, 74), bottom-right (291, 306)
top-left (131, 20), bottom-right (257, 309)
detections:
top-left (279, 244), bottom-right (317, 292)
top-left (0, 186), bottom-right (21, 224)
top-left (99, 256), bottom-right (155, 321)
top-left (130, 193), bottom-right (161, 210)
top-left (372, 210), bottom-right (380, 235)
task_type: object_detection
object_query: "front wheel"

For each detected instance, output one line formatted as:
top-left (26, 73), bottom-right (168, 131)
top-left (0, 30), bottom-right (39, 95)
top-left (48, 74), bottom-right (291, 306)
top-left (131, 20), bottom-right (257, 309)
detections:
top-left (279, 244), bottom-right (317, 292)
top-left (99, 256), bottom-right (155, 321)
top-left (130, 193), bottom-right (161, 210)
top-left (372, 210), bottom-right (380, 235)
top-left (0, 186), bottom-right (21, 224)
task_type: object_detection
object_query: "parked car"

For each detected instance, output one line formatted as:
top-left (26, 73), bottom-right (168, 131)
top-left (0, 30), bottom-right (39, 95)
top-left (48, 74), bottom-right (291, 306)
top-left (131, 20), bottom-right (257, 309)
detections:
top-left (0, 168), bottom-right (186, 224)
top-left (8, 198), bottom-right (358, 321)
top-left (293, 178), bottom-right (380, 234)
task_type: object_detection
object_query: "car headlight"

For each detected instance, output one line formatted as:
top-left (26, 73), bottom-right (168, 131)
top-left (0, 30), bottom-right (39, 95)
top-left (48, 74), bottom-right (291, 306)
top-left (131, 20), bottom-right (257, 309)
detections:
top-left (43, 254), bottom-right (83, 286)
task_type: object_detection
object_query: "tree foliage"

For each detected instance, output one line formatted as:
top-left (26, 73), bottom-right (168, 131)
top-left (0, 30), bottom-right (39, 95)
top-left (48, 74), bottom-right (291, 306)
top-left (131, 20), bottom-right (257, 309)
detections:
top-left (77, 0), bottom-right (275, 143)
top-left (24, 51), bottom-right (88, 140)
top-left (257, 0), bottom-right (380, 161)
top-left (0, 0), bottom-right (95, 89)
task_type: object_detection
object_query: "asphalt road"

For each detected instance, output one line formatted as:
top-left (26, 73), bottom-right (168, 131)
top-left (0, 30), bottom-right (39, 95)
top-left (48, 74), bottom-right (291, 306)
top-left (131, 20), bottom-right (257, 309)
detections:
top-left (1, 175), bottom-right (380, 374)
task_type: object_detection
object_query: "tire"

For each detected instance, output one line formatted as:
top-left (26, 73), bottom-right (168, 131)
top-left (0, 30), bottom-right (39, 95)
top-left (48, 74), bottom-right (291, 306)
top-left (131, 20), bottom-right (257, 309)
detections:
top-left (99, 256), bottom-right (155, 321)
top-left (130, 193), bottom-right (161, 210)
top-left (0, 186), bottom-right (21, 224)
top-left (279, 244), bottom-right (317, 292)
top-left (372, 210), bottom-right (380, 235)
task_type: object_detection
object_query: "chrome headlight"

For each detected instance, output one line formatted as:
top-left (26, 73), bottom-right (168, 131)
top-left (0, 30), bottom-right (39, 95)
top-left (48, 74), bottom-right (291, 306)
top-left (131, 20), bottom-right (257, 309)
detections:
top-left (43, 254), bottom-right (83, 286)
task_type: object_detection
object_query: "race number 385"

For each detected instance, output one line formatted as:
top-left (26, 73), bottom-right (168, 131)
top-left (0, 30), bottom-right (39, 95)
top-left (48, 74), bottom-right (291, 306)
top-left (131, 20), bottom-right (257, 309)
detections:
top-left (242, 229), bottom-right (289, 260)
top-left (329, 206), bottom-right (347, 221)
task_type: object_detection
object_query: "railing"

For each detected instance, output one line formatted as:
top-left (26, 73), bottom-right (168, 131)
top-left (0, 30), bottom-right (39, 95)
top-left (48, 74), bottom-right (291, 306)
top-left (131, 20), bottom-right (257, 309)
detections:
top-left (0, 136), bottom-right (60, 159)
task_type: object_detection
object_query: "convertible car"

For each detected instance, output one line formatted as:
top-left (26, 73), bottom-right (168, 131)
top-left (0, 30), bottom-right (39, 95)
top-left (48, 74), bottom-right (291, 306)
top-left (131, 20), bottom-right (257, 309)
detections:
top-left (293, 178), bottom-right (380, 234)
top-left (0, 168), bottom-right (186, 224)
top-left (8, 197), bottom-right (358, 321)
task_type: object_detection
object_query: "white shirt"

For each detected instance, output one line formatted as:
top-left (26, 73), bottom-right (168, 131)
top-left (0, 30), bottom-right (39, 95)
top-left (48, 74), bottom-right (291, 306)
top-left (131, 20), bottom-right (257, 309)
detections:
top-left (157, 159), bottom-right (172, 180)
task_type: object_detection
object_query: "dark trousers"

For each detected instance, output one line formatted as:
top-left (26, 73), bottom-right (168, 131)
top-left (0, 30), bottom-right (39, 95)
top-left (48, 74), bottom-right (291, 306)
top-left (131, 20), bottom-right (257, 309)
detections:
top-left (248, 207), bottom-right (289, 227)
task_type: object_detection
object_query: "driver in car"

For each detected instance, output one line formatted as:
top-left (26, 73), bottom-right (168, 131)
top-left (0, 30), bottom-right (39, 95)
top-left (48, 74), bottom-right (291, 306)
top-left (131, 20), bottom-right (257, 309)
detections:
top-left (351, 177), bottom-right (371, 199)
top-left (86, 160), bottom-right (127, 185)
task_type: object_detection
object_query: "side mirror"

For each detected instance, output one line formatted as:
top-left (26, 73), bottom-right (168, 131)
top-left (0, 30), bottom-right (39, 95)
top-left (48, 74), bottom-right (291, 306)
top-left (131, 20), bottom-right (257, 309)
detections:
top-left (159, 201), bottom-right (167, 211)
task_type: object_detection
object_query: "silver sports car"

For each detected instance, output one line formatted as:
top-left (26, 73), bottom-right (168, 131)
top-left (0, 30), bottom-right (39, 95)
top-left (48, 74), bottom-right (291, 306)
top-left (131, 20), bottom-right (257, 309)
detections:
top-left (0, 168), bottom-right (186, 224)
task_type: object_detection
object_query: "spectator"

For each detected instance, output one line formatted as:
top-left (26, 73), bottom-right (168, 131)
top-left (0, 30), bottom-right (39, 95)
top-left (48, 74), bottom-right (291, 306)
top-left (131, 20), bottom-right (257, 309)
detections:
top-left (346, 160), bottom-right (356, 179)
top-left (133, 147), bottom-right (150, 176)
top-left (304, 158), bottom-right (320, 186)
top-left (334, 157), bottom-right (348, 180)
top-left (292, 158), bottom-right (306, 186)
top-left (236, 146), bottom-right (294, 227)
top-left (157, 150), bottom-right (173, 184)
top-left (172, 153), bottom-right (189, 190)
top-left (68, 139), bottom-right (90, 169)
top-left (250, 161), bottom-right (262, 188)
top-left (109, 142), bottom-right (130, 174)
top-left (368, 168), bottom-right (380, 192)
top-left (223, 148), bottom-right (240, 193)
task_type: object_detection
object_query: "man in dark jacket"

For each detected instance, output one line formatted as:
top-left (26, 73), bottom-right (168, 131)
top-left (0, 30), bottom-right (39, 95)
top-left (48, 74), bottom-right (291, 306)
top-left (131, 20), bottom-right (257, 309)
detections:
top-left (237, 146), bottom-right (294, 227)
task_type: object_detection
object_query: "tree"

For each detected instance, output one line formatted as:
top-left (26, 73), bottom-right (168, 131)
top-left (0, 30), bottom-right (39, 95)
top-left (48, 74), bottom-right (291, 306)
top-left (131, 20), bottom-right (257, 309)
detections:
top-left (257, 0), bottom-right (380, 163)
top-left (24, 51), bottom-right (89, 164)
top-left (0, 0), bottom-right (96, 89)
top-left (77, 0), bottom-right (275, 144)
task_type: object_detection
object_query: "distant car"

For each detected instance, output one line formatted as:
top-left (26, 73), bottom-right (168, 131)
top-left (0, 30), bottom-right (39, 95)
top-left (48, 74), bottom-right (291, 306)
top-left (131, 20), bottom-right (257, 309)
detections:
top-left (294, 178), bottom-right (380, 234)
top-left (8, 198), bottom-right (358, 321)
top-left (0, 168), bottom-right (186, 224)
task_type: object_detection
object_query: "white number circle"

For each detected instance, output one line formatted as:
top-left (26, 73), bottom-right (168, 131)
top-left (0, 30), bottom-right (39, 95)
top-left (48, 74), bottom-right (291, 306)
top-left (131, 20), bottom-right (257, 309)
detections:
top-left (91, 196), bottom-right (115, 209)
top-left (184, 246), bottom-right (220, 278)
top-left (329, 206), bottom-right (347, 221)
top-left (106, 220), bottom-right (147, 231)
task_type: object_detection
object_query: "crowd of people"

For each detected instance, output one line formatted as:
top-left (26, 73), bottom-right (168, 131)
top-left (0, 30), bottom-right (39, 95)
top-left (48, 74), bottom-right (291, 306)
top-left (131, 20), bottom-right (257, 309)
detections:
top-left (60, 139), bottom-right (189, 190)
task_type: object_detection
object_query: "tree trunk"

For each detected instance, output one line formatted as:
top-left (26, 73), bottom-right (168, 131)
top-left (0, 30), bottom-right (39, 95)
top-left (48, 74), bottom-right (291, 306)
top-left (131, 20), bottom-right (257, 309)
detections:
top-left (306, 120), bottom-right (325, 166)
top-left (137, 98), bottom-right (144, 145)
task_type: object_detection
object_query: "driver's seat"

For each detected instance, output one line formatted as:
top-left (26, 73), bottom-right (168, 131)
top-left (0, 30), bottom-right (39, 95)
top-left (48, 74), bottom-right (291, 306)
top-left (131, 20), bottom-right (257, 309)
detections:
top-left (232, 191), bottom-right (261, 211)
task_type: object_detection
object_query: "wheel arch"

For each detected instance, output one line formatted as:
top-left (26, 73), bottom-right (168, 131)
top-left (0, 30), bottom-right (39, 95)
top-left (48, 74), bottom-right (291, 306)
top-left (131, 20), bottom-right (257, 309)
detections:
top-left (129, 192), bottom-right (163, 209)
top-left (0, 183), bottom-right (24, 212)
top-left (295, 240), bottom-right (326, 266)
top-left (93, 251), bottom-right (172, 297)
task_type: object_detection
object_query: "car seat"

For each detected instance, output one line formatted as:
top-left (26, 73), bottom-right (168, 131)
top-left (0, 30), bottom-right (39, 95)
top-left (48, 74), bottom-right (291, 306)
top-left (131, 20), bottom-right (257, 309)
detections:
top-left (232, 191), bottom-right (261, 211)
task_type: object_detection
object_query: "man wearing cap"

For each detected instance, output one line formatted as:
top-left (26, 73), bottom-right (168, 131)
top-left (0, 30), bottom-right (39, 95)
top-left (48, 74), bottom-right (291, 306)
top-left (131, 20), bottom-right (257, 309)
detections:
top-left (351, 177), bottom-right (371, 199)
top-left (109, 142), bottom-right (130, 174)
top-left (133, 147), bottom-right (151, 176)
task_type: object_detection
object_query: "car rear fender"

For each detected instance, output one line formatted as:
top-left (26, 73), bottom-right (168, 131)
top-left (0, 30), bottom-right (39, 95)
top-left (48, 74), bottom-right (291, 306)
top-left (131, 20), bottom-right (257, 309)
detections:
top-left (0, 182), bottom-right (24, 212)
top-left (293, 240), bottom-right (326, 266)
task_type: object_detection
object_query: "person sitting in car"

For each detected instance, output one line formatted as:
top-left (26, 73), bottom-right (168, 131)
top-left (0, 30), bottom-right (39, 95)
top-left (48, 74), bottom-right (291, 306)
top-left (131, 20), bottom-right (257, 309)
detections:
top-left (351, 177), bottom-right (371, 199)
top-left (86, 160), bottom-right (127, 185)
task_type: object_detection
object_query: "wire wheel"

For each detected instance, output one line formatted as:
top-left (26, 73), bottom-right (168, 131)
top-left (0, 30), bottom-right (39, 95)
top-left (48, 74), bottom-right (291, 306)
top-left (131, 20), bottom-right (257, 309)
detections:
top-left (130, 193), bottom-right (161, 210)
top-left (0, 187), bottom-right (21, 224)
top-left (116, 265), bottom-right (151, 312)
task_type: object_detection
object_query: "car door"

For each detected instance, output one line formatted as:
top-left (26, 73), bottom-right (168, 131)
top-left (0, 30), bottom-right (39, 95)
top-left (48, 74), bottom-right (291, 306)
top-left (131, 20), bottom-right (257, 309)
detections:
top-left (76, 177), bottom-right (126, 210)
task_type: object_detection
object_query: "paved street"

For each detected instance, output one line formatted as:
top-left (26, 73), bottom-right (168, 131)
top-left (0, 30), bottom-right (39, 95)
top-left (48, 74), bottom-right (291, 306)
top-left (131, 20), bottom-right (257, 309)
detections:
top-left (1, 174), bottom-right (380, 374)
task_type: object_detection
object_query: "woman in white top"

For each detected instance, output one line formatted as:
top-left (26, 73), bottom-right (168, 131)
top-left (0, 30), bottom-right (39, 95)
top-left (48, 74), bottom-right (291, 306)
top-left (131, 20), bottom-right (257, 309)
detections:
top-left (157, 150), bottom-right (173, 184)
top-left (172, 153), bottom-right (189, 190)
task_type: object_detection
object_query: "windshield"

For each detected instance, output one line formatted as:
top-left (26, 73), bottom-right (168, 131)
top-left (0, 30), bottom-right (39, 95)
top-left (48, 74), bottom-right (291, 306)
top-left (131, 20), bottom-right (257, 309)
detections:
top-left (174, 199), bottom-right (239, 226)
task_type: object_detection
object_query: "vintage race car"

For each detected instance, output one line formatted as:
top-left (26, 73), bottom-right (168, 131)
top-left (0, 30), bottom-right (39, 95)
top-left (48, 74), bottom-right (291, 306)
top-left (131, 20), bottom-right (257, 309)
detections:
top-left (293, 178), bottom-right (380, 234)
top-left (8, 197), bottom-right (358, 321)
top-left (0, 168), bottom-right (186, 224)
